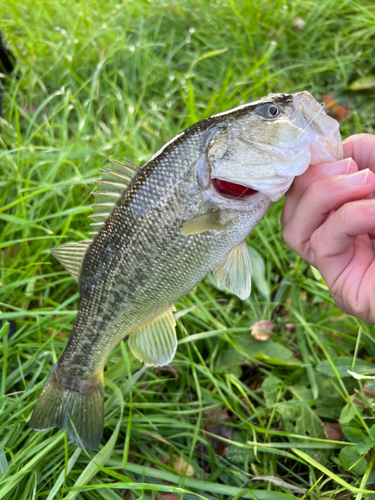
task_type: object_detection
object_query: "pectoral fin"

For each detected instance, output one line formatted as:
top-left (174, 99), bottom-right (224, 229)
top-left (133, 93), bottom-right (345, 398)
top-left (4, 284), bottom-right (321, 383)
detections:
top-left (181, 211), bottom-right (224, 235)
top-left (212, 241), bottom-right (252, 299)
top-left (128, 308), bottom-right (177, 366)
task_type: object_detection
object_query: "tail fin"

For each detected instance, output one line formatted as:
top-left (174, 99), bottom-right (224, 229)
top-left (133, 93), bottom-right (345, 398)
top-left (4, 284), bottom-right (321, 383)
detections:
top-left (29, 363), bottom-right (104, 451)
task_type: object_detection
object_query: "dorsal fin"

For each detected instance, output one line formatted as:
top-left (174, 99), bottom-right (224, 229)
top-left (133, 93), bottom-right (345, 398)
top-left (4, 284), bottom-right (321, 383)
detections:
top-left (89, 222), bottom-right (105, 237)
top-left (90, 157), bottom-right (140, 235)
top-left (100, 168), bottom-right (133, 184)
top-left (50, 240), bottom-right (91, 282)
top-left (110, 157), bottom-right (139, 174)
top-left (90, 202), bottom-right (117, 215)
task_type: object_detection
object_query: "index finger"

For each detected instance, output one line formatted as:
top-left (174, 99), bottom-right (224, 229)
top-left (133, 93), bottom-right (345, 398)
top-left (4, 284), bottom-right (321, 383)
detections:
top-left (280, 157), bottom-right (357, 227)
top-left (343, 134), bottom-right (375, 171)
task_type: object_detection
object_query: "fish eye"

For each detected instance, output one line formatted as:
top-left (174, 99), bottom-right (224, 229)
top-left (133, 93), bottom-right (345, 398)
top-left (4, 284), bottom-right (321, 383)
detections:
top-left (261, 102), bottom-right (279, 118)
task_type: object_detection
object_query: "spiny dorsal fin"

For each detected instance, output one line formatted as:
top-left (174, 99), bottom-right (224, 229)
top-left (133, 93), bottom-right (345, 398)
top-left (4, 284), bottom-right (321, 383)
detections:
top-left (90, 157), bottom-right (140, 234)
top-left (128, 308), bottom-right (177, 366)
top-left (91, 201), bottom-right (116, 213)
top-left (181, 211), bottom-right (224, 235)
top-left (93, 191), bottom-right (121, 204)
top-left (100, 168), bottom-right (133, 184)
top-left (89, 221), bottom-right (105, 237)
top-left (212, 241), bottom-right (252, 299)
top-left (110, 157), bottom-right (139, 174)
top-left (50, 240), bottom-right (91, 282)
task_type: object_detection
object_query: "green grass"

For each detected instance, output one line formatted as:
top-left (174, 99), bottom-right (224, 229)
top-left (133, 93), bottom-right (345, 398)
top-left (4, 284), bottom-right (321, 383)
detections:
top-left (1, 0), bottom-right (375, 498)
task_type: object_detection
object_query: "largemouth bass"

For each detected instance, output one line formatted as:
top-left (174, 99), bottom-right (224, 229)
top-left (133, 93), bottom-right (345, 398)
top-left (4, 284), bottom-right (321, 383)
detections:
top-left (29, 91), bottom-right (342, 450)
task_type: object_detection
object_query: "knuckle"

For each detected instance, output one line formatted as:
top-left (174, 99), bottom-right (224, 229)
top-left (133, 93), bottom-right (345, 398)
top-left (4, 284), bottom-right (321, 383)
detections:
top-left (337, 203), bottom-right (350, 227)
top-left (332, 287), bottom-right (370, 323)
top-left (304, 182), bottom-right (322, 205)
top-left (309, 230), bottom-right (321, 255)
top-left (282, 225), bottom-right (294, 247)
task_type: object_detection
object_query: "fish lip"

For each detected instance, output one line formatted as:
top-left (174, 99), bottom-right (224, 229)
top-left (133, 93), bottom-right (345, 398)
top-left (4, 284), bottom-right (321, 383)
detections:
top-left (293, 91), bottom-right (340, 135)
top-left (293, 91), bottom-right (343, 162)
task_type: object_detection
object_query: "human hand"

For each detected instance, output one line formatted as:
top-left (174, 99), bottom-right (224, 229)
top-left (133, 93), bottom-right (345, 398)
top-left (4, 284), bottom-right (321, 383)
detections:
top-left (281, 134), bottom-right (375, 324)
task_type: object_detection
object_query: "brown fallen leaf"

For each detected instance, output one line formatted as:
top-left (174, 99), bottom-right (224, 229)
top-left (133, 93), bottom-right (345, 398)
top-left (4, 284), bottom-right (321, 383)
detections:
top-left (249, 370), bottom-right (261, 391)
top-left (323, 422), bottom-right (343, 441)
top-left (155, 365), bottom-right (179, 380)
top-left (173, 454), bottom-right (195, 477)
top-left (323, 92), bottom-right (350, 121)
top-left (250, 320), bottom-right (274, 341)
top-left (284, 322), bottom-right (295, 332)
top-left (205, 408), bottom-right (233, 456)
top-left (161, 494), bottom-right (179, 500)
top-left (349, 392), bottom-right (367, 408)
top-left (364, 389), bottom-right (375, 400)
top-left (121, 489), bottom-right (132, 500)
top-left (47, 328), bottom-right (69, 338)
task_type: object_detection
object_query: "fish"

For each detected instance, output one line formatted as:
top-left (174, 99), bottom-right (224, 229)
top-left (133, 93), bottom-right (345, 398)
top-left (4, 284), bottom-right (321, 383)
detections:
top-left (29, 91), bottom-right (343, 450)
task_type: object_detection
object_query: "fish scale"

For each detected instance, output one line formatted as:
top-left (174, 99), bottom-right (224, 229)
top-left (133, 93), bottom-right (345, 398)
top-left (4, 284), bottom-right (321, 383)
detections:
top-left (29, 91), bottom-right (343, 450)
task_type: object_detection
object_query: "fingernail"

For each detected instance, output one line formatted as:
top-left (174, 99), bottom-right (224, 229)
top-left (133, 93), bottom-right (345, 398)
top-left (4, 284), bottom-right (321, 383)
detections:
top-left (346, 168), bottom-right (370, 185)
top-left (324, 157), bottom-right (352, 175)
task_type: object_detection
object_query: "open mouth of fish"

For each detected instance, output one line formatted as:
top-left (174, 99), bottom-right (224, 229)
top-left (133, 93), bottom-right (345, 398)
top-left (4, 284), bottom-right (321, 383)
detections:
top-left (212, 178), bottom-right (258, 199)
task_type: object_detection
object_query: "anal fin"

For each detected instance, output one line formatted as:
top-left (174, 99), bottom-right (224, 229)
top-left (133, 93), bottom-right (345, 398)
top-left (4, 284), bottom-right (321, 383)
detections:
top-left (212, 241), bottom-right (252, 299)
top-left (128, 308), bottom-right (177, 366)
